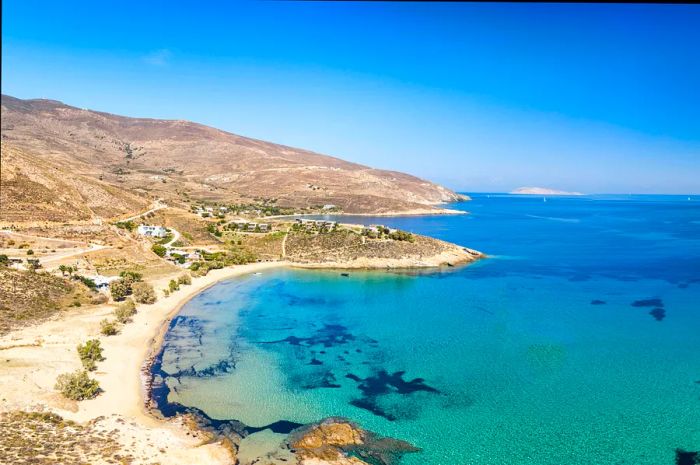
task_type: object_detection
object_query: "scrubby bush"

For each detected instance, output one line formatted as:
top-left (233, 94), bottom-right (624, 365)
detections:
top-left (26, 249), bottom-right (34, 255)
top-left (132, 281), bottom-right (157, 304)
top-left (114, 299), bottom-right (136, 323)
top-left (162, 289), bottom-right (170, 297)
top-left (119, 270), bottom-right (143, 282)
top-left (177, 274), bottom-right (192, 286)
top-left (109, 271), bottom-right (143, 301)
top-left (151, 243), bottom-right (167, 257)
top-left (388, 230), bottom-right (415, 243)
top-left (168, 279), bottom-right (179, 292)
top-left (109, 278), bottom-right (130, 301)
top-left (55, 370), bottom-right (100, 400)
top-left (99, 319), bottom-right (118, 336)
top-left (77, 275), bottom-right (97, 290)
top-left (77, 339), bottom-right (104, 371)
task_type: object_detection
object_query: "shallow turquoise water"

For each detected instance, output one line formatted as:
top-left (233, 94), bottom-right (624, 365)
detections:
top-left (159, 194), bottom-right (700, 464)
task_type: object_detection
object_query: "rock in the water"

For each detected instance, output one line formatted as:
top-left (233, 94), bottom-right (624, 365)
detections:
top-left (288, 417), bottom-right (418, 465)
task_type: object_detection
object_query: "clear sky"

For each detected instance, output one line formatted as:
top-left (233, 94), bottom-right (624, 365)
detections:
top-left (2, 1), bottom-right (699, 194)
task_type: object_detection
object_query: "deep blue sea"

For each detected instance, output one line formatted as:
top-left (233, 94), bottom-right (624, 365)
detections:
top-left (157, 194), bottom-right (700, 464)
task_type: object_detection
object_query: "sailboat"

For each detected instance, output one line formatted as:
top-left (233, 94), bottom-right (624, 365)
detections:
top-left (543, 197), bottom-right (547, 203)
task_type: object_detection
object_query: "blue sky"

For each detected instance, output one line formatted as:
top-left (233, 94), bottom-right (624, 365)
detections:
top-left (2, 1), bottom-right (699, 194)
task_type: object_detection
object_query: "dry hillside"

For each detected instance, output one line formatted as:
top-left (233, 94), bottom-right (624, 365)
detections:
top-left (1, 94), bottom-right (467, 222)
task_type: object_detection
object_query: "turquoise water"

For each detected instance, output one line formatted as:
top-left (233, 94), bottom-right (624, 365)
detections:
top-left (158, 194), bottom-right (700, 464)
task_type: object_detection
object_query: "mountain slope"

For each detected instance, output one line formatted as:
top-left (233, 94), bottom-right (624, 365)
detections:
top-left (1, 95), bottom-right (467, 220)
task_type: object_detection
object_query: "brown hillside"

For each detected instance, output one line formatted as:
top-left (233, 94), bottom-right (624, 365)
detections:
top-left (1, 94), bottom-right (466, 219)
top-left (0, 144), bottom-right (149, 223)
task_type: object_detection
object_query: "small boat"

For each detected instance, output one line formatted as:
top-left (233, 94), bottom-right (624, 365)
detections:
top-left (340, 273), bottom-right (350, 277)
top-left (254, 272), bottom-right (262, 276)
top-left (543, 197), bottom-right (547, 202)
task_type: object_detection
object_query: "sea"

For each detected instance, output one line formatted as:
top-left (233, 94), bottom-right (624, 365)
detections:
top-left (154, 193), bottom-right (700, 465)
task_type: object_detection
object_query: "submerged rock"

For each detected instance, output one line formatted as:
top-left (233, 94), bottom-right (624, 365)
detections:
top-left (288, 417), bottom-right (419, 465)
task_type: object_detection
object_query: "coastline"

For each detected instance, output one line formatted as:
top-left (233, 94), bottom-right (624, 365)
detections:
top-left (0, 261), bottom-right (288, 464)
top-left (0, 250), bottom-right (482, 463)
top-left (266, 207), bottom-right (468, 220)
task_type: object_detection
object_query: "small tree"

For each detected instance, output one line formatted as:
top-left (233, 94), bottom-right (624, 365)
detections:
top-left (55, 370), bottom-right (100, 400)
top-left (168, 279), bottom-right (179, 293)
top-left (114, 299), bottom-right (136, 323)
top-left (77, 339), bottom-right (104, 371)
top-left (109, 278), bottom-right (130, 301)
top-left (59, 264), bottom-right (68, 276)
top-left (132, 281), bottom-right (157, 304)
top-left (100, 319), bottom-right (118, 336)
top-left (26, 249), bottom-right (34, 255)
top-left (177, 274), bottom-right (192, 286)
top-left (0, 254), bottom-right (8, 267)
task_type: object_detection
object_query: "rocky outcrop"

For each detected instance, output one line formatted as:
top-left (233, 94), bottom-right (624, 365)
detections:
top-left (288, 418), bottom-right (419, 465)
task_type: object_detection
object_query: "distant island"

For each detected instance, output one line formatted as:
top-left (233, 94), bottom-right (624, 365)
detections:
top-left (511, 187), bottom-right (583, 196)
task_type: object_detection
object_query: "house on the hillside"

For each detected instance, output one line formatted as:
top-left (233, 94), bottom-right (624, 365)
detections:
top-left (92, 275), bottom-right (119, 292)
top-left (137, 225), bottom-right (168, 238)
top-left (322, 204), bottom-right (337, 210)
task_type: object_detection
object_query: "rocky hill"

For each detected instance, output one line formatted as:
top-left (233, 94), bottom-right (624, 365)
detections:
top-left (1, 95), bottom-right (467, 223)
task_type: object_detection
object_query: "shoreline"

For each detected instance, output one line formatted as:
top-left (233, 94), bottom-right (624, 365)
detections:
top-left (1, 251), bottom-right (482, 463)
top-left (265, 207), bottom-right (468, 220)
top-left (0, 261), bottom-right (288, 464)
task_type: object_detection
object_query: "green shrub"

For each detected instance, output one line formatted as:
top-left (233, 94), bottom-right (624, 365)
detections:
top-left (177, 274), bottom-right (192, 286)
top-left (151, 244), bottom-right (167, 257)
top-left (115, 221), bottom-right (136, 231)
top-left (0, 254), bottom-right (9, 266)
top-left (77, 339), bottom-right (104, 371)
top-left (77, 275), bottom-right (97, 290)
top-left (132, 281), bottom-right (157, 304)
top-left (99, 319), bottom-right (118, 336)
top-left (168, 279), bottom-right (179, 292)
top-left (109, 278), bottom-right (130, 301)
top-left (119, 270), bottom-right (143, 282)
top-left (26, 249), bottom-right (34, 255)
top-left (55, 370), bottom-right (100, 400)
top-left (114, 299), bottom-right (136, 323)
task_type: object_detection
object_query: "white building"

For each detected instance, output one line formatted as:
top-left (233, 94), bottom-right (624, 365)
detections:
top-left (137, 225), bottom-right (168, 238)
top-left (92, 275), bottom-right (119, 292)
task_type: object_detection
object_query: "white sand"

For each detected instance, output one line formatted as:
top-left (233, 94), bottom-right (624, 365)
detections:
top-left (0, 261), bottom-right (287, 464)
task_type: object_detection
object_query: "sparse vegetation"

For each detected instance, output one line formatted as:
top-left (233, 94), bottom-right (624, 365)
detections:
top-left (54, 370), bottom-right (100, 400)
top-left (0, 268), bottom-right (95, 335)
top-left (99, 319), bottom-right (118, 336)
top-left (132, 281), bottom-right (157, 304)
top-left (114, 298), bottom-right (136, 323)
top-left (168, 279), bottom-right (179, 292)
top-left (177, 273), bottom-right (192, 286)
top-left (77, 339), bottom-right (104, 371)
top-left (0, 410), bottom-right (124, 463)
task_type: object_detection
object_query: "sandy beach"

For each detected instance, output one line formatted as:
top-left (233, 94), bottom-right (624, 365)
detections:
top-left (0, 248), bottom-right (478, 463)
top-left (0, 261), bottom-right (287, 464)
